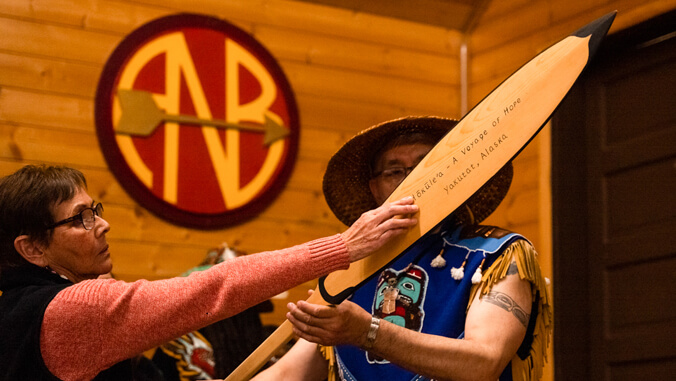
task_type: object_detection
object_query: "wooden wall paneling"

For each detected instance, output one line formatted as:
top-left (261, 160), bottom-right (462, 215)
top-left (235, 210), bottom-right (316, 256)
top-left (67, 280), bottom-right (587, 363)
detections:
top-left (294, 0), bottom-right (476, 31)
top-left (0, 0), bottom-right (172, 34)
top-left (509, 222), bottom-right (540, 251)
top-left (504, 187), bottom-right (540, 225)
top-left (0, 89), bottom-right (92, 132)
top-left (469, 25), bottom-right (587, 105)
top-left (0, 160), bottom-right (135, 205)
top-left (471, 1), bottom-right (551, 54)
top-left (296, 127), bottom-right (345, 162)
top-left (109, 240), bottom-right (218, 279)
top-left (548, 0), bottom-right (613, 23)
top-left (511, 157), bottom-right (540, 190)
top-left (283, 153), bottom-right (330, 190)
top-left (296, 93), bottom-right (457, 136)
top-left (0, 0), bottom-right (91, 26)
top-left (0, 16), bottom-right (119, 65)
top-left (256, 188), bottom-right (337, 223)
top-left (129, 0), bottom-right (463, 53)
top-left (470, 34), bottom-right (552, 95)
top-left (296, 93), bottom-right (412, 133)
top-left (102, 191), bottom-right (339, 244)
top-left (478, 0), bottom-right (533, 20)
top-left (0, 122), bottom-right (104, 166)
top-left (485, 176), bottom-right (539, 226)
top-left (104, 204), bottom-right (339, 254)
top-left (0, 53), bottom-right (100, 98)
top-left (199, 218), bottom-right (340, 254)
top-left (0, 4), bottom-right (464, 125)
top-left (283, 62), bottom-right (458, 112)
top-left (79, 2), bottom-right (175, 34)
top-left (467, 145), bottom-right (542, 244)
top-left (466, 78), bottom-right (504, 110)
top-left (255, 25), bottom-right (460, 85)
top-left (504, 160), bottom-right (540, 198)
top-left (263, 0), bottom-right (463, 53)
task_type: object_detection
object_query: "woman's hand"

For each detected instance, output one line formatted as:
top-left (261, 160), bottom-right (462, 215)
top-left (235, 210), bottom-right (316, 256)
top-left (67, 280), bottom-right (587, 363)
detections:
top-left (341, 196), bottom-right (418, 262)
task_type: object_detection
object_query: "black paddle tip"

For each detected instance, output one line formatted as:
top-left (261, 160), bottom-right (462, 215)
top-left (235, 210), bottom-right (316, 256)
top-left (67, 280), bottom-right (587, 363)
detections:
top-left (573, 11), bottom-right (617, 59)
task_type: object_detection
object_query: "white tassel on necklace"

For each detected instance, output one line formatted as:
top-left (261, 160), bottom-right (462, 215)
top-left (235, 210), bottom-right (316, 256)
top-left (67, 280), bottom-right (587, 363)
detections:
top-left (431, 247), bottom-right (447, 268)
top-left (471, 257), bottom-right (486, 284)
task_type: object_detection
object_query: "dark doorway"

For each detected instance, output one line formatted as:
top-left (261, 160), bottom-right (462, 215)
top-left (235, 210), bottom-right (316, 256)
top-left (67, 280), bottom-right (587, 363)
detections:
top-left (552, 10), bottom-right (676, 381)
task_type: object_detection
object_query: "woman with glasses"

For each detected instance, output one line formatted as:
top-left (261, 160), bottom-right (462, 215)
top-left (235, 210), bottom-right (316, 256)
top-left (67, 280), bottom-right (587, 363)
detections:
top-left (0, 164), bottom-right (419, 380)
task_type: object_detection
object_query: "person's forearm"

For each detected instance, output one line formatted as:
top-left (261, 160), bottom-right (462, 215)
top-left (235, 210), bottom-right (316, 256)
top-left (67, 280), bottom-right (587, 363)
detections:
top-left (252, 339), bottom-right (328, 381)
top-left (41, 235), bottom-right (349, 381)
top-left (362, 270), bottom-right (532, 381)
top-left (367, 320), bottom-right (504, 381)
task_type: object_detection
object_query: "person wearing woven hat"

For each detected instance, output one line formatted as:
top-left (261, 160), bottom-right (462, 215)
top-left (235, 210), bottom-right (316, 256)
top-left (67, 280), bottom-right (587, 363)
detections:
top-left (253, 116), bottom-right (552, 381)
top-left (0, 164), bottom-right (419, 380)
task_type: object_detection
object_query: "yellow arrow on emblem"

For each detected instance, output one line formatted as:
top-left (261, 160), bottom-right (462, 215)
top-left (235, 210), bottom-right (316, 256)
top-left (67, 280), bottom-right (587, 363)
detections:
top-left (115, 89), bottom-right (290, 146)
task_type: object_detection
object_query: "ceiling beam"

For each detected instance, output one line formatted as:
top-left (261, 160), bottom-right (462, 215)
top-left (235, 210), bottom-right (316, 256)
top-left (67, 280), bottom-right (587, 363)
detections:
top-left (292, 0), bottom-right (483, 31)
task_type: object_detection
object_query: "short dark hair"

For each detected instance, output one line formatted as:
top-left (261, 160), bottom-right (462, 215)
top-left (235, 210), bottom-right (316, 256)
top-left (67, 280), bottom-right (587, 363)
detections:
top-left (0, 165), bottom-right (87, 270)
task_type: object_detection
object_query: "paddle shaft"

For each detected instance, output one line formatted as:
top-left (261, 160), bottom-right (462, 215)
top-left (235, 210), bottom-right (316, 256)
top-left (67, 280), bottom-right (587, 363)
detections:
top-left (224, 289), bottom-right (328, 380)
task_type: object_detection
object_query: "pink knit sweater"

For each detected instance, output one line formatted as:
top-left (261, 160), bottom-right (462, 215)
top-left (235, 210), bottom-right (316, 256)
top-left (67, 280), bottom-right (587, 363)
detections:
top-left (41, 235), bottom-right (349, 381)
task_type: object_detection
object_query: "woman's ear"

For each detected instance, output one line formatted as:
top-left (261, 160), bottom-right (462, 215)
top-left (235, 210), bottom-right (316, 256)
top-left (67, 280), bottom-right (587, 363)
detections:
top-left (14, 235), bottom-right (48, 267)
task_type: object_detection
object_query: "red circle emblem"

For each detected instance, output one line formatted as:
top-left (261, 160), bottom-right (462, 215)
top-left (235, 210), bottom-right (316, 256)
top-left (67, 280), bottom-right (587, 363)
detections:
top-left (95, 14), bottom-right (299, 229)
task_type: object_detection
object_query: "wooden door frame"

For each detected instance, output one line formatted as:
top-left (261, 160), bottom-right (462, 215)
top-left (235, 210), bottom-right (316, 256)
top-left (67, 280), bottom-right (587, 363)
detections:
top-left (551, 9), bottom-right (676, 380)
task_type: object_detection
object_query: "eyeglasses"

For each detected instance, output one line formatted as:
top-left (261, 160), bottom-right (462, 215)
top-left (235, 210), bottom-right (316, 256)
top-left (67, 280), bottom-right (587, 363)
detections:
top-left (48, 203), bottom-right (104, 230)
top-left (372, 166), bottom-right (416, 184)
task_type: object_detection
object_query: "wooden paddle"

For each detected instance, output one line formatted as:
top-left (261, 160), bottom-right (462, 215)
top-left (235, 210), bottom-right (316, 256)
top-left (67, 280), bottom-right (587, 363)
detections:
top-left (225, 11), bottom-right (616, 380)
top-left (115, 89), bottom-right (290, 146)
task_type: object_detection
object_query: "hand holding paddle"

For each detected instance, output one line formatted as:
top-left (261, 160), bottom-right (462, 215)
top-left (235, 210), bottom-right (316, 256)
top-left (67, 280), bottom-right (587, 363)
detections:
top-left (341, 196), bottom-right (418, 262)
top-left (286, 289), bottom-right (371, 348)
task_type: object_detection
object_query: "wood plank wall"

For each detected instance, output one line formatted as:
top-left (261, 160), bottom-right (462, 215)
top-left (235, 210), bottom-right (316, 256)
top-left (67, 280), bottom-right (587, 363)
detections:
top-left (470, 1), bottom-right (676, 380)
top-left (0, 0), bottom-right (463, 326)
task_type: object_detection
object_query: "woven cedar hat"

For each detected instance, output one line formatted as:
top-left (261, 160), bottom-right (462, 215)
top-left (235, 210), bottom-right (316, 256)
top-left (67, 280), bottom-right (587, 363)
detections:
top-left (322, 116), bottom-right (513, 226)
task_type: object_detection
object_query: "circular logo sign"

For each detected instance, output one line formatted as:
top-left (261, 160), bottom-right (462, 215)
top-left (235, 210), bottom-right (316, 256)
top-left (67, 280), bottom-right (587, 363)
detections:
top-left (95, 14), bottom-right (299, 229)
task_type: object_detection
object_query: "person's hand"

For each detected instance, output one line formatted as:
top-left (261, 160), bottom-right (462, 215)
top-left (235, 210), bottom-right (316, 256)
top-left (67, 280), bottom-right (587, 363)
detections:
top-left (286, 290), bottom-right (372, 347)
top-left (340, 196), bottom-right (418, 262)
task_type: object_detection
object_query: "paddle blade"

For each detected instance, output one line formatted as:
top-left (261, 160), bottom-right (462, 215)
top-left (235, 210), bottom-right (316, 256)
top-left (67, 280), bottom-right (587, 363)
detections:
top-left (225, 12), bottom-right (618, 381)
top-left (574, 10), bottom-right (616, 60)
top-left (319, 11), bottom-right (618, 303)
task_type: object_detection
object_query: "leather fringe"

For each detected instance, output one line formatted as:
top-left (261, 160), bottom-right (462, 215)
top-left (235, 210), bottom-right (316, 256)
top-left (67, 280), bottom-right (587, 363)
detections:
top-left (320, 345), bottom-right (337, 381)
top-left (468, 240), bottom-right (553, 381)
